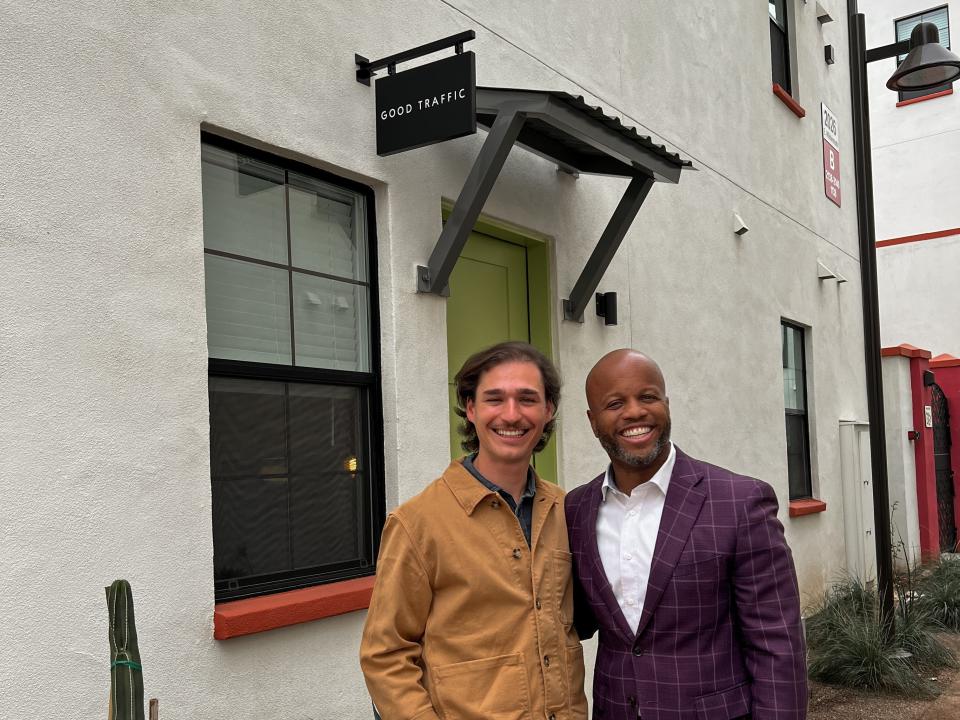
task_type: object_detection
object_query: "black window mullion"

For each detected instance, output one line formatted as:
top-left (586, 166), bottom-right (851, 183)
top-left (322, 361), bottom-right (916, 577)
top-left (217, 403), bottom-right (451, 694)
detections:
top-left (782, 321), bottom-right (812, 500)
top-left (284, 171), bottom-right (296, 366)
top-left (203, 133), bottom-right (383, 603)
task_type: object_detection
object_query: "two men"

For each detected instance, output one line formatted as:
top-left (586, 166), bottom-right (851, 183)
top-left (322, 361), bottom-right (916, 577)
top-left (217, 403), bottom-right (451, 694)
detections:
top-left (566, 349), bottom-right (807, 719)
top-left (362, 343), bottom-right (807, 720)
top-left (360, 342), bottom-right (587, 720)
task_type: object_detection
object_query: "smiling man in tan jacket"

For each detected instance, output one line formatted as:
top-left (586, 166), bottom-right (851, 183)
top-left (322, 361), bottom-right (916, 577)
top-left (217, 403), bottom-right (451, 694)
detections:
top-left (360, 341), bottom-right (587, 720)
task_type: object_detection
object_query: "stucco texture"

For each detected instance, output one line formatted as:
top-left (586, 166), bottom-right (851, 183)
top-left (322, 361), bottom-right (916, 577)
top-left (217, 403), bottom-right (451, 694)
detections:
top-left (1, 2), bottom-right (869, 717)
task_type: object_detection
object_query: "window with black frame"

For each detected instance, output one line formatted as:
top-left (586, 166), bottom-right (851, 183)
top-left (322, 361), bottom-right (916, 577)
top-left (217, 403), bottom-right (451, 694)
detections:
top-left (782, 321), bottom-right (812, 500)
top-left (896, 6), bottom-right (952, 101)
top-left (200, 134), bottom-right (383, 601)
top-left (769, 0), bottom-right (792, 94)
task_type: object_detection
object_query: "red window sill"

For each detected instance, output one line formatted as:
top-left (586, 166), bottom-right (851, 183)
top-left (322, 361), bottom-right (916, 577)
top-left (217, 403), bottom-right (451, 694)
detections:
top-left (897, 88), bottom-right (953, 107)
top-left (789, 498), bottom-right (827, 517)
top-left (772, 83), bottom-right (806, 118)
top-left (214, 575), bottom-right (375, 640)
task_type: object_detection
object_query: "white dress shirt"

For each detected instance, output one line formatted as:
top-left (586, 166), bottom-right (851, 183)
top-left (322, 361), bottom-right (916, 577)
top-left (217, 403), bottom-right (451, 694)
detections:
top-left (596, 443), bottom-right (677, 633)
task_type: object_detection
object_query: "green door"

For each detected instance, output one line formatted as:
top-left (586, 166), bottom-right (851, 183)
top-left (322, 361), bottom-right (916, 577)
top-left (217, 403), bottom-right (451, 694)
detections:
top-left (446, 230), bottom-right (558, 483)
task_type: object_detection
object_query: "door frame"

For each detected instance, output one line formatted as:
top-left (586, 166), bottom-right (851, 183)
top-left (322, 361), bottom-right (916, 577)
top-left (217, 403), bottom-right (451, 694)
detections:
top-left (441, 202), bottom-right (560, 478)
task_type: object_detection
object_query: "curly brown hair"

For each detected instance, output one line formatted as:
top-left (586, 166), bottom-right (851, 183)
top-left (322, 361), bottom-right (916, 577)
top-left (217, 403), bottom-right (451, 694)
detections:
top-left (453, 341), bottom-right (561, 454)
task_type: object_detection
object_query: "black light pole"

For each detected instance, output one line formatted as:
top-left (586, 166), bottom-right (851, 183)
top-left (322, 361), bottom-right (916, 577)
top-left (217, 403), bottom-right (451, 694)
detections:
top-left (847, 0), bottom-right (960, 635)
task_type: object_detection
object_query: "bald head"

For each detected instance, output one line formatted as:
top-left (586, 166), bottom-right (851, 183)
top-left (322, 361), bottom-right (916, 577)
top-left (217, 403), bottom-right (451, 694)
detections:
top-left (585, 349), bottom-right (666, 411)
top-left (585, 349), bottom-right (671, 483)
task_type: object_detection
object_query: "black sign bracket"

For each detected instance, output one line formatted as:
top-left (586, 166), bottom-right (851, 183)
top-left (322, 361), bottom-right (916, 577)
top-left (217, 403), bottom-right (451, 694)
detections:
top-left (416, 88), bottom-right (691, 321)
top-left (356, 30), bottom-right (476, 86)
top-left (417, 107), bottom-right (526, 295)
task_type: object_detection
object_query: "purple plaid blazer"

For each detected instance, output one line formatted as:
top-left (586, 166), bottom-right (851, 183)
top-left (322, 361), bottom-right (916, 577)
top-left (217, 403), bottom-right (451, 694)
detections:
top-left (565, 448), bottom-right (807, 720)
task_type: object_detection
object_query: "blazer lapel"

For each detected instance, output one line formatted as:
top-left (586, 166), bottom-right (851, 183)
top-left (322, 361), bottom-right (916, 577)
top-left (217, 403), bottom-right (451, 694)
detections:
top-left (635, 450), bottom-right (706, 638)
top-left (580, 474), bottom-right (635, 641)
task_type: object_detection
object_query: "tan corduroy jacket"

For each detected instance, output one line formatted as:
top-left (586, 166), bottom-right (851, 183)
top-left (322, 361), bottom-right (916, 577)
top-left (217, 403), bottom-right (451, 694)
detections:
top-left (360, 460), bottom-right (587, 720)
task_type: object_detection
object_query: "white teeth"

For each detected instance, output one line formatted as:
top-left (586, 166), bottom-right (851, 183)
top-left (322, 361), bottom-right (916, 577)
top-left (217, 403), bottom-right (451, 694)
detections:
top-left (621, 427), bottom-right (652, 437)
top-left (494, 429), bottom-right (525, 437)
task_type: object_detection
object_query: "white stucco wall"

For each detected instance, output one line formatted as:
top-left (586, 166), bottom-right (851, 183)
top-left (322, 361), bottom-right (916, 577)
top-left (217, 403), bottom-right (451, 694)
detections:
top-left (866, 1), bottom-right (960, 356)
top-left (881, 355), bottom-right (922, 561)
top-left (1, 2), bottom-right (868, 718)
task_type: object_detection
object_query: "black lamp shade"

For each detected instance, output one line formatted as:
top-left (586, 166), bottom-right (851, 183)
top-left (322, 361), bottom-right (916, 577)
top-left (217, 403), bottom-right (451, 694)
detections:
top-left (887, 22), bottom-right (960, 91)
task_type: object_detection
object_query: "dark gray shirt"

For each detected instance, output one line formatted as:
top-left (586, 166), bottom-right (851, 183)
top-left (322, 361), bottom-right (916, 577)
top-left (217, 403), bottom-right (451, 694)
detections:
top-left (462, 453), bottom-right (537, 547)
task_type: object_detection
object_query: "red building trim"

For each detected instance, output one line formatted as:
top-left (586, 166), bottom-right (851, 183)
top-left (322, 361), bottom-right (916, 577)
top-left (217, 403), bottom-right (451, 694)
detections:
top-left (880, 343), bottom-right (932, 359)
top-left (214, 576), bottom-right (375, 640)
top-left (896, 88), bottom-right (953, 107)
top-left (772, 83), bottom-right (806, 118)
top-left (789, 499), bottom-right (827, 517)
top-left (877, 227), bottom-right (960, 248)
top-left (931, 353), bottom-right (960, 368)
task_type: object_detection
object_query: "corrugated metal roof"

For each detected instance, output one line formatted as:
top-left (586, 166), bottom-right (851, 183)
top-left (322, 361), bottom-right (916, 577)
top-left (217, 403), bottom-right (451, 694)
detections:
top-left (476, 87), bottom-right (692, 176)
top-left (546, 91), bottom-right (691, 168)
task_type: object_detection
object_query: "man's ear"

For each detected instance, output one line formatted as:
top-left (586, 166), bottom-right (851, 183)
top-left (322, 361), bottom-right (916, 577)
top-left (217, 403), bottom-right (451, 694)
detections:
top-left (545, 401), bottom-right (555, 423)
top-left (586, 409), bottom-right (599, 438)
top-left (465, 397), bottom-right (476, 424)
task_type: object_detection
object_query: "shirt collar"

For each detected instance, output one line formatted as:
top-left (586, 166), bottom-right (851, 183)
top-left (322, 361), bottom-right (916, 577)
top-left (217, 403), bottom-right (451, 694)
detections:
top-left (463, 452), bottom-right (537, 500)
top-left (601, 442), bottom-right (676, 501)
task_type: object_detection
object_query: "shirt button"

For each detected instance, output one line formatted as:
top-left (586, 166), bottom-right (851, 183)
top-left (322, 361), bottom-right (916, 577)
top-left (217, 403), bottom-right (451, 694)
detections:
top-left (625, 553), bottom-right (632, 560)
top-left (626, 598), bottom-right (635, 606)
top-left (535, 598), bottom-right (542, 610)
top-left (543, 655), bottom-right (550, 667)
top-left (548, 715), bottom-right (556, 720)
top-left (512, 548), bottom-right (522, 559)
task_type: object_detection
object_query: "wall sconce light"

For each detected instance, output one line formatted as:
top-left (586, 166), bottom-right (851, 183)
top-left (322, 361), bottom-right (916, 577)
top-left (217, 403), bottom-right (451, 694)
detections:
top-left (817, 260), bottom-right (837, 280)
top-left (733, 212), bottom-right (749, 236)
top-left (825, 44), bottom-right (836, 65)
top-left (595, 291), bottom-right (618, 326)
top-left (816, 2), bottom-right (834, 24)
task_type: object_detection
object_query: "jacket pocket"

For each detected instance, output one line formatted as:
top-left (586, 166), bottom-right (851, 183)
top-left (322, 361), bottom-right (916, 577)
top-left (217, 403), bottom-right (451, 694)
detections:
top-left (433, 652), bottom-right (531, 720)
top-left (672, 553), bottom-right (723, 578)
top-left (564, 644), bottom-right (588, 719)
top-left (694, 681), bottom-right (751, 719)
top-left (553, 549), bottom-right (574, 626)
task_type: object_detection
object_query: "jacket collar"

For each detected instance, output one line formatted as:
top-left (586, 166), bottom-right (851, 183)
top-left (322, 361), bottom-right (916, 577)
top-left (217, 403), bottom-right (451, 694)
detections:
top-left (442, 459), bottom-right (562, 515)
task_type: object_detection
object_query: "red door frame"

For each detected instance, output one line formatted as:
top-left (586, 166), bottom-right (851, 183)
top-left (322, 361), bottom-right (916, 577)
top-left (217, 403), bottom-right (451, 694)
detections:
top-left (881, 344), bottom-right (939, 557)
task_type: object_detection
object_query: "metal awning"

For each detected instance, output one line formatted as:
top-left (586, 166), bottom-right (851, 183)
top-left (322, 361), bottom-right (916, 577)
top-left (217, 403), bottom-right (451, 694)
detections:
top-left (417, 87), bottom-right (691, 322)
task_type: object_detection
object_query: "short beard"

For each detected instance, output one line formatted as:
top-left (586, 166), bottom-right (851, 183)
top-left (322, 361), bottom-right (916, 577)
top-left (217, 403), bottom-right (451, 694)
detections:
top-left (598, 419), bottom-right (671, 468)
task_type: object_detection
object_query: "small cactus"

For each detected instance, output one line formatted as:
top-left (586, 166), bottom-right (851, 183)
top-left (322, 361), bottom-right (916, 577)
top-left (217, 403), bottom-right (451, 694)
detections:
top-left (106, 580), bottom-right (144, 720)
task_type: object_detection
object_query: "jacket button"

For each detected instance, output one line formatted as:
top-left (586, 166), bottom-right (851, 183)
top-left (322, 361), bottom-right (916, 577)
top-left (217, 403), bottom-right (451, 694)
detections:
top-left (543, 655), bottom-right (550, 666)
top-left (633, 646), bottom-right (644, 656)
top-left (535, 598), bottom-right (542, 610)
top-left (491, 499), bottom-right (501, 508)
top-left (512, 548), bottom-right (522, 559)
top-left (548, 715), bottom-right (556, 720)
top-left (628, 696), bottom-right (637, 707)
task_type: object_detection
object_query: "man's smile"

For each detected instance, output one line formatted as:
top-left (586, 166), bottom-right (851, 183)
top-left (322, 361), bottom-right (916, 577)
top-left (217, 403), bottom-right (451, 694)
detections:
top-left (619, 424), bottom-right (656, 442)
top-left (493, 427), bottom-right (529, 438)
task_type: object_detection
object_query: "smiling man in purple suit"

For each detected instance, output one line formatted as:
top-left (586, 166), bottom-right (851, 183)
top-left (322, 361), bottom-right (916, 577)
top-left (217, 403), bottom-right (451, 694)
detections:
top-left (565, 349), bottom-right (807, 720)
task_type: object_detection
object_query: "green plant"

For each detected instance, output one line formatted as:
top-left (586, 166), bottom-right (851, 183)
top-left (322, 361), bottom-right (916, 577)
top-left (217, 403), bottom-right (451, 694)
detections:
top-left (806, 576), bottom-right (956, 697)
top-left (915, 557), bottom-right (960, 631)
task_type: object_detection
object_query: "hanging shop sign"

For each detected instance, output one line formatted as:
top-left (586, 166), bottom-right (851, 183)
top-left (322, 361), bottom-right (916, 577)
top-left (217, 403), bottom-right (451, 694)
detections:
top-left (356, 31), bottom-right (477, 157)
top-left (375, 52), bottom-right (476, 156)
top-left (821, 103), bottom-right (841, 207)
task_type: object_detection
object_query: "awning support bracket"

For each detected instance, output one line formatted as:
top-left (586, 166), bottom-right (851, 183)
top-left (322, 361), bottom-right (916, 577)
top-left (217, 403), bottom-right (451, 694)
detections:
top-left (417, 109), bottom-right (526, 296)
top-left (562, 174), bottom-right (655, 322)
